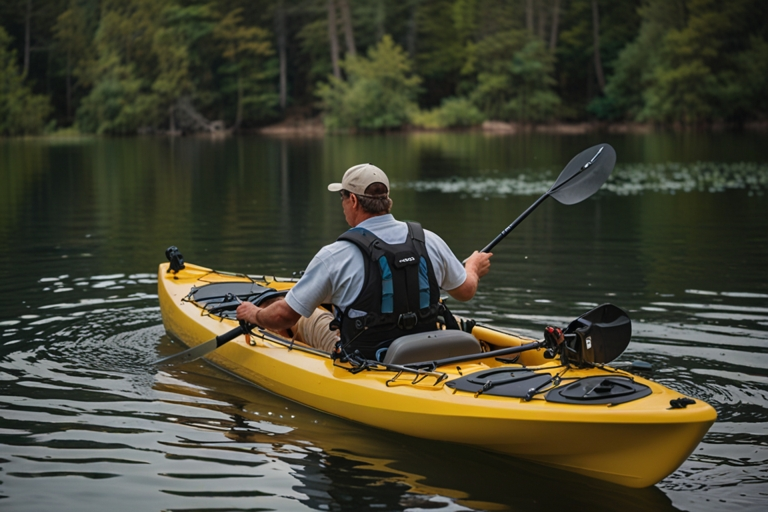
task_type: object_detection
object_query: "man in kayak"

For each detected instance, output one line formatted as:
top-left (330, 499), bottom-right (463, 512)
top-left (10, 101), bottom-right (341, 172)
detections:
top-left (237, 163), bottom-right (492, 360)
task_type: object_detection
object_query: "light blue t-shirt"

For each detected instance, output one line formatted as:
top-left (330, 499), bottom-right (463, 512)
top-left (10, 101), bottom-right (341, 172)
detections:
top-left (285, 214), bottom-right (467, 318)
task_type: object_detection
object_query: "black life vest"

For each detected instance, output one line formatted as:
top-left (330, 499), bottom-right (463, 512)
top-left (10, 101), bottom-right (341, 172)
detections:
top-left (334, 221), bottom-right (441, 360)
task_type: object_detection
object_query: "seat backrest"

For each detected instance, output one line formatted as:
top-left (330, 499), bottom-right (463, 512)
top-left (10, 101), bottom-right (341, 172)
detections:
top-left (382, 330), bottom-right (482, 365)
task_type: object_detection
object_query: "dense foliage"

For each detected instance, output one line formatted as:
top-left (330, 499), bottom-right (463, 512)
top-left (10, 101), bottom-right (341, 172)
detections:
top-left (318, 35), bottom-right (421, 130)
top-left (0, 27), bottom-right (51, 135)
top-left (1, 0), bottom-right (766, 135)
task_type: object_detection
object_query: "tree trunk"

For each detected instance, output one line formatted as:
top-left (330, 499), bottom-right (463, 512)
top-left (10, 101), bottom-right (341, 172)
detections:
top-left (338, 0), bottom-right (356, 57)
top-left (549, 0), bottom-right (561, 52)
top-left (374, 0), bottom-right (385, 42)
top-left (275, 0), bottom-right (287, 109)
top-left (169, 105), bottom-right (176, 134)
top-left (526, 0), bottom-right (534, 34)
top-left (327, 0), bottom-right (341, 79)
top-left (66, 48), bottom-right (72, 122)
top-left (235, 74), bottom-right (243, 130)
top-left (406, 0), bottom-right (420, 57)
top-left (175, 97), bottom-right (218, 132)
top-left (537, 0), bottom-right (546, 39)
top-left (592, 0), bottom-right (605, 93)
top-left (23, 0), bottom-right (32, 80)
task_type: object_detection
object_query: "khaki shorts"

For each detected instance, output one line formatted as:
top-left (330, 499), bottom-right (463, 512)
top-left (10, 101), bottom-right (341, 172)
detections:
top-left (294, 308), bottom-right (339, 353)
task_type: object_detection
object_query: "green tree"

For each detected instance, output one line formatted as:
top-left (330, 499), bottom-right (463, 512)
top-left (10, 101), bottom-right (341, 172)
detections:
top-left (318, 34), bottom-right (421, 130)
top-left (75, 0), bottom-right (164, 133)
top-left (0, 27), bottom-right (51, 135)
top-left (465, 28), bottom-right (526, 114)
top-left (75, 60), bottom-right (159, 134)
top-left (731, 35), bottom-right (768, 120)
top-left (601, 0), bottom-right (768, 124)
top-left (411, 96), bottom-right (485, 128)
top-left (4, 0), bottom-right (768, 131)
top-left (153, 3), bottom-right (220, 130)
top-left (641, 0), bottom-right (725, 123)
top-left (557, 0), bottom-right (642, 119)
top-left (53, 0), bottom-right (96, 122)
top-left (296, 0), bottom-right (337, 96)
top-left (589, 14), bottom-right (661, 121)
top-left (213, 7), bottom-right (277, 129)
top-left (506, 38), bottom-right (561, 122)
top-left (468, 34), bottom-right (560, 122)
top-left (413, 0), bottom-right (466, 105)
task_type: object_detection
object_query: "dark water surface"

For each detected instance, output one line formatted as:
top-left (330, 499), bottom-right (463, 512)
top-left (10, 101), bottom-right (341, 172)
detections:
top-left (1, 132), bottom-right (767, 511)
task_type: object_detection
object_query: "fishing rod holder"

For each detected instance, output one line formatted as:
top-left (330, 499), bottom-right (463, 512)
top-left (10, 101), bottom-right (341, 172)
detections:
top-left (166, 246), bottom-right (185, 273)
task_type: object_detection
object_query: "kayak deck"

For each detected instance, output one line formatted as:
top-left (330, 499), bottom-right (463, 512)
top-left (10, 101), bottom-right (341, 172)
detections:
top-left (158, 262), bottom-right (717, 488)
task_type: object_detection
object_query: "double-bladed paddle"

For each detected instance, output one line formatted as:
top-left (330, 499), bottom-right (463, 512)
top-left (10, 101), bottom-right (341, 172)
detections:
top-left (480, 143), bottom-right (616, 254)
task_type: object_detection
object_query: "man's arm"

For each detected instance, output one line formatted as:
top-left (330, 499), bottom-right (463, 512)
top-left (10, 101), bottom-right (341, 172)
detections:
top-left (236, 299), bottom-right (302, 331)
top-left (446, 250), bottom-right (492, 301)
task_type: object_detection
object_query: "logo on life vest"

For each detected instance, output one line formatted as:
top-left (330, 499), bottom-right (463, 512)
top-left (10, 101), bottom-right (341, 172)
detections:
top-left (398, 256), bottom-right (416, 264)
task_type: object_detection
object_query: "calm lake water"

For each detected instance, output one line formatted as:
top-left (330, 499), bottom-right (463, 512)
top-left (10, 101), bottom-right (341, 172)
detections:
top-left (1, 132), bottom-right (767, 511)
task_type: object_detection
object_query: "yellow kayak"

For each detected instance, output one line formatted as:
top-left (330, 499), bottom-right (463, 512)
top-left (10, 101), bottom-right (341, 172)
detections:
top-left (157, 259), bottom-right (716, 488)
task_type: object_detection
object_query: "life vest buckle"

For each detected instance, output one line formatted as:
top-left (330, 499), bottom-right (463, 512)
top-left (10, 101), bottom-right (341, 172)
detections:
top-left (397, 312), bottom-right (418, 330)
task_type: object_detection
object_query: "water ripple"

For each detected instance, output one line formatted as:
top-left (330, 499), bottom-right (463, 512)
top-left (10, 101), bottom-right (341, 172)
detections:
top-left (1, 267), bottom-right (767, 510)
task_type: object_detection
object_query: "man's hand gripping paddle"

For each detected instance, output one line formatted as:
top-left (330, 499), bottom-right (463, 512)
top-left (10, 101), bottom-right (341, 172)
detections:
top-left (154, 293), bottom-right (254, 366)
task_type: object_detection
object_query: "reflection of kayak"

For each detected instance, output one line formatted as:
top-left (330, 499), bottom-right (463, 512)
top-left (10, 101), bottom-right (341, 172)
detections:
top-left (155, 356), bottom-right (679, 512)
top-left (157, 259), bottom-right (717, 488)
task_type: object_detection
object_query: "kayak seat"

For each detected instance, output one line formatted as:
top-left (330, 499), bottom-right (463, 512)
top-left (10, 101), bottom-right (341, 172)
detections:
top-left (383, 330), bottom-right (482, 365)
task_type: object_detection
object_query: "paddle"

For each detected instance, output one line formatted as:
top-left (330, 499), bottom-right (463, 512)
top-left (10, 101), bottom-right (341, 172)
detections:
top-left (404, 303), bottom-right (631, 371)
top-left (154, 323), bottom-right (251, 366)
top-left (155, 293), bottom-right (255, 366)
top-left (479, 143), bottom-right (616, 254)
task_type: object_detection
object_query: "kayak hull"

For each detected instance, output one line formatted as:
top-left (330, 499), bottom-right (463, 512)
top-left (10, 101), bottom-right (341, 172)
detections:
top-left (158, 262), bottom-right (717, 488)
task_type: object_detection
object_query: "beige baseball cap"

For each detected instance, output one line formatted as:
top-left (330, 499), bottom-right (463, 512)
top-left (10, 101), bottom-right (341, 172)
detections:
top-left (327, 163), bottom-right (389, 196)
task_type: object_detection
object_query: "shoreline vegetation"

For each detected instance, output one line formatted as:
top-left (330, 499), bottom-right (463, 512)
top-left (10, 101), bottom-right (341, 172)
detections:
top-left (256, 117), bottom-right (768, 137)
top-left (28, 117), bottom-right (768, 140)
top-left (2, 1), bottom-right (766, 138)
top-left (9, 118), bottom-right (768, 141)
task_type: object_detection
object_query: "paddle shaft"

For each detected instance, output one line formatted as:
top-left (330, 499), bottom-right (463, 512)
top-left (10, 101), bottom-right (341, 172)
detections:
top-left (478, 145), bottom-right (609, 254)
top-left (480, 193), bottom-right (550, 253)
top-left (154, 324), bottom-right (249, 365)
top-left (406, 339), bottom-right (550, 370)
top-left (214, 324), bottom-right (248, 346)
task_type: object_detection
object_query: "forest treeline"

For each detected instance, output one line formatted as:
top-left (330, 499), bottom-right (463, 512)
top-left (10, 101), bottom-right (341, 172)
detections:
top-left (1, 0), bottom-right (767, 136)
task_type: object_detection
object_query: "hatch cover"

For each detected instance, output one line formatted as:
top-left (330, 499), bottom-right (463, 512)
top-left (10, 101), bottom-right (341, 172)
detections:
top-left (545, 376), bottom-right (652, 405)
top-left (446, 369), bottom-right (553, 398)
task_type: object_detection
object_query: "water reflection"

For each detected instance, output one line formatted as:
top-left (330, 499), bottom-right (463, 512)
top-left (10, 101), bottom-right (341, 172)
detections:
top-left (1, 290), bottom-right (683, 511)
top-left (155, 355), bottom-right (678, 512)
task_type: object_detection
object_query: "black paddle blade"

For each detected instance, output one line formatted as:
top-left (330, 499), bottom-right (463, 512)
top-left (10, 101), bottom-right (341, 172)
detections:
top-left (549, 143), bottom-right (616, 205)
top-left (154, 324), bottom-right (248, 366)
top-left (562, 303), bottom-right (631, 366)
top-left (154, 338), bottom-right (219, 366)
